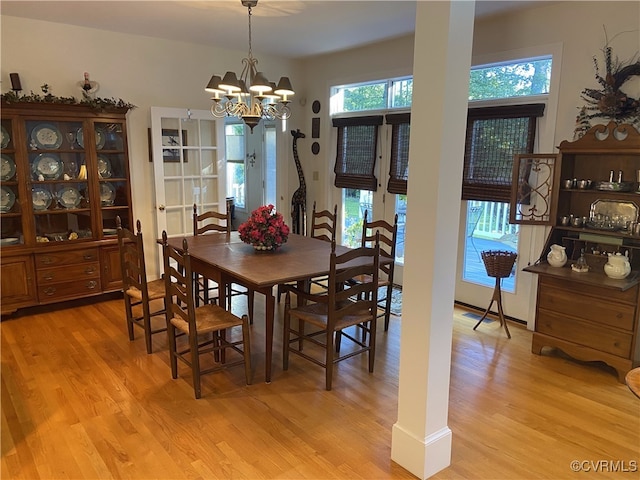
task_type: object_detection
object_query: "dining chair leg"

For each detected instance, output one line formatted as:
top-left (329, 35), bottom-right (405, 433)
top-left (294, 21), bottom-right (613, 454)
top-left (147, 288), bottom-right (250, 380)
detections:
top-left (167, 325), bottom-right (178, 379)
top-left (384, 284), bottom-right (393, 331)
top-left (241, 315), bottom-right (252, 384)
top-left (282, 299), bottom-right (291, 371)
top-left (326, 329), bottom-right (334, 391)
top-left (125, 297), bottom-right (135, 341)
top-left (142, 302), bottom-right (153, 354)
top-left (190, 334), bottom-right (202, 399)
top-left (368, 318), bottom-right (377, 373)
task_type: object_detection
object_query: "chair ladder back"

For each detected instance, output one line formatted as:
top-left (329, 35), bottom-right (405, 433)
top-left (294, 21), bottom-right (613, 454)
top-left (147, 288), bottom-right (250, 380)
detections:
top-left (162, 234), bottom-right (197, 329)
top-left (310, 201), bottom-right (337, 243)
top-left (361, 212), bottom-right (398, 280)
top-left (117, 218), bottom-right (148, 296)
top-left (328, 238), bottom-right (380, 324)
top-left (193, 203), bottom-right (231, 236)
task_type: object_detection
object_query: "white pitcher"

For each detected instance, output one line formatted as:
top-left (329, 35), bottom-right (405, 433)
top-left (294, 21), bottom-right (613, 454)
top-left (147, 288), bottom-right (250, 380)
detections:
top-left (547, 244), bottom-right (567, 267)
top-left (604, 253), bottom-right (631, 279)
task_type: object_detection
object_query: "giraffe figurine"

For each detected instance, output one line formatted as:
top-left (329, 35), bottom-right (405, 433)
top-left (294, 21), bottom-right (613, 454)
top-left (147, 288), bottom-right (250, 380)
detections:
top-left (290, 129), bottom-right (307, 235)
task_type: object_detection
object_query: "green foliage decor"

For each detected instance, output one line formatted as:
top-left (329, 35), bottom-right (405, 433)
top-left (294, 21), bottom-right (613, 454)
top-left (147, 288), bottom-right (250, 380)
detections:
top-left (1, 84), bottom-right (135, 111)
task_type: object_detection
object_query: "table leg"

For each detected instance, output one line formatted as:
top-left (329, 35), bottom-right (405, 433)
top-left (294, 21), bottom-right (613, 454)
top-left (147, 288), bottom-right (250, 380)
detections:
top-left (264, 289), bottom-right (275, 383)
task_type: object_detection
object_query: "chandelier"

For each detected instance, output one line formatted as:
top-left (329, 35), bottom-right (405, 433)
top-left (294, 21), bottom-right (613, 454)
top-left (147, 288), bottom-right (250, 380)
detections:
top-left (205, 0), bottom-right (294, 132)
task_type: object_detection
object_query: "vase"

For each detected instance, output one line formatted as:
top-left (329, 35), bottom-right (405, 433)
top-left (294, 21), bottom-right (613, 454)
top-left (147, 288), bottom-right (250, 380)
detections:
top-left (546, 244), bottom-right (567, 267)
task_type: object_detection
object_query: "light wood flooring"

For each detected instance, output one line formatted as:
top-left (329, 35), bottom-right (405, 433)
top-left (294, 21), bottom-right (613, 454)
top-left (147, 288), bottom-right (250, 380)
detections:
top-left (1, 293), bottom-right (638, 479)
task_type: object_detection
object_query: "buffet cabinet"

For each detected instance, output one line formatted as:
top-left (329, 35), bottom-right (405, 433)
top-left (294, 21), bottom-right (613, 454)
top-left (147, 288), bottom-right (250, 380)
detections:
top-left (522, 123), bottom-right (640, 382)
top-left (0, 102), bottom-right (133, 315)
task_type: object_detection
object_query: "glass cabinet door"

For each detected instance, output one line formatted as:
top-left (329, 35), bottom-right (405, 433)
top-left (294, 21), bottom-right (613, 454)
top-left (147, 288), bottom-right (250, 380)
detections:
top-left (94, 120), bottom-right (130, 236)
top-left (26, 119), bottom-right (92, 243)
top-left (1, 118), bottom-right (23, 246)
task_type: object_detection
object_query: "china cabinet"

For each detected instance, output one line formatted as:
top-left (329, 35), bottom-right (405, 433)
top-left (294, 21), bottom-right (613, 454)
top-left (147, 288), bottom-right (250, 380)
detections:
top-left (520, 123), bottom-right (640, 382)
top-left (0, 102), bottom-right (133, 315)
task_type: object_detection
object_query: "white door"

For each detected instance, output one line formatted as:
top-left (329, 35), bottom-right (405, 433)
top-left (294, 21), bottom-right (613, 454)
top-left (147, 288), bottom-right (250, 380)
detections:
top-left (150, 107), bottom-right (225, 265)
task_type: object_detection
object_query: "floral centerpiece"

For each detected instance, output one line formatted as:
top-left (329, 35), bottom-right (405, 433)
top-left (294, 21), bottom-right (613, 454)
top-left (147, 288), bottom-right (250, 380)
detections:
top-left (238, 204), bottom-right (290, 251)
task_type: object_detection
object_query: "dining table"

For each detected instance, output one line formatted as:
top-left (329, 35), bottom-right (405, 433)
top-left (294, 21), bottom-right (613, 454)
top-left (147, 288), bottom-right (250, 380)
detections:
top-left (161, 232), bottom-right (361, 383)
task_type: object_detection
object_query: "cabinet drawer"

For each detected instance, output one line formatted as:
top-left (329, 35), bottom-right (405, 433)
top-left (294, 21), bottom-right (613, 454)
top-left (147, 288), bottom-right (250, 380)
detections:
top-left (38, 279), bottom-right (101, 302)
top-left (537, 309), bottom-right (632, 358)
top-left (35, 248), bottom-right (99, 267)
top-left (538, 286), bottom-right (635, 331)
top-left (540, 276), bottom-right (638, 305)
top-left (37, 262), bottom-right (100, 285)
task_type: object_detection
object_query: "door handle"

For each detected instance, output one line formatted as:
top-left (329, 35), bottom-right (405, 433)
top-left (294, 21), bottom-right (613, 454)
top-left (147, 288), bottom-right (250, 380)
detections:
top-left (159, 205), bottom-right (165, 211)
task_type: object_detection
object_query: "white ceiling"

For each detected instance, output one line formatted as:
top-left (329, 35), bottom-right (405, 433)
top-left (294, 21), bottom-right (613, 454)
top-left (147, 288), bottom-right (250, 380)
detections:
top-left (1, 1), bottom-right (547, 59)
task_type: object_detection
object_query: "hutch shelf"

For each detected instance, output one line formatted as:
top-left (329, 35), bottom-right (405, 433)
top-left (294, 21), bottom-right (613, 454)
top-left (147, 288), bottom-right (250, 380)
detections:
top-left (1, 101), bottom-right (133, 315)
top-left (523, 122), bottom-right (640, 382)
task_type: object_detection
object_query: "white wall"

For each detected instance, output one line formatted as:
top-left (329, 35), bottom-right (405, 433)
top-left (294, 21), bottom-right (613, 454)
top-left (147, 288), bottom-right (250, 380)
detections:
top-left (472, 1), bottom-right (640, 144)
top-left (1, 15), bottom-right (300, 277)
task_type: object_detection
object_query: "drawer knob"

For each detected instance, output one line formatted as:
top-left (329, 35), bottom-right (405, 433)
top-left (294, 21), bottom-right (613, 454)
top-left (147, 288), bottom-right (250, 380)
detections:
top-left (44, 287), bottom-right (56, 296)
top-left (85, 267), bottom-right (96, 275)
top-left (83, 254), bottom-right (95, 261)
top-left (86, 281), bottom-right (98, 290)
top-left (41, 257), bottom-right (53, 265)
top-left (44, 273), bottom-right (54, 281)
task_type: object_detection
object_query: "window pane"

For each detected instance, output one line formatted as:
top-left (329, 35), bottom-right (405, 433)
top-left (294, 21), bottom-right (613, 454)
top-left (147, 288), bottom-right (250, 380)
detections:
top-left (469, 57), bottom-right (552, 101)
top-left (225, 122), bottom-right (246, 209)
top-left (462, 201), bottom-right (518, 292)
top-left (395, 195), bottom-right (407, 264)
top-left (225, 124), bottom-right (244, 160)
top-left (227, 162), bottom-right (245, 209)
top-left (391, 78), bottom-right (413, 108)
top-left (331, 81), bottom-right (387, 113)
top-left (342, 189), bottom-right (371, 247)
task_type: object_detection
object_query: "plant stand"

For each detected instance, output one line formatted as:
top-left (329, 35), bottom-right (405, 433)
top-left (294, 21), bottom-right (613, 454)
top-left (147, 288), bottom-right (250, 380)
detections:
top-left (473, 250), bottom-right (517, 339)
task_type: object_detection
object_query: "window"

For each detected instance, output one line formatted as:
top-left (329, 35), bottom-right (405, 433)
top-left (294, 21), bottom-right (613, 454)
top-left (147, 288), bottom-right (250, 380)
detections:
top-left (331, 77), bottom-right (413, 114)
top-left (462, 103), bottom-right (545, 202)
top-left (225, 123), bottom-right (245, 209)
top-left (469, 57), bottom-right (551, 101)
top-left (386, 113), bottom-right (410, 195)
top-left (332, 116), bottom-right (383, 191)
top-left (462, 56), bottom-right (552, 292)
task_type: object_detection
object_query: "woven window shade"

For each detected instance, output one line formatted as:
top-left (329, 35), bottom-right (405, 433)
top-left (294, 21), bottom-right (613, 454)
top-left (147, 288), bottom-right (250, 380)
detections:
top-left (333, 116), bottom-right (383, 191)
top-left (462, 104), bottom-right (545, 202)
top-left (386, 113), bottom-right (410, 195)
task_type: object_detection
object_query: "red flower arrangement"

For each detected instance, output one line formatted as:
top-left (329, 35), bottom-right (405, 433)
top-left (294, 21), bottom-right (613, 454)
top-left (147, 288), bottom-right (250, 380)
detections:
top-left (238, 204), bottom-right (290, 251)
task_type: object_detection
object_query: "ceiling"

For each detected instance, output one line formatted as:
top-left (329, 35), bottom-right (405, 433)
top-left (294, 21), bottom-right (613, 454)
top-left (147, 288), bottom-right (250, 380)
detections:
top-left (1, 1), bottom-right (547, 59)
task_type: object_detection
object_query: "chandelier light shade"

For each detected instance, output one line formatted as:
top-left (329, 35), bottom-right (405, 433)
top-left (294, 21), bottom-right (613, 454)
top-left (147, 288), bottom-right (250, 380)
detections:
top-left (206, 0), bottom-right (294, 132)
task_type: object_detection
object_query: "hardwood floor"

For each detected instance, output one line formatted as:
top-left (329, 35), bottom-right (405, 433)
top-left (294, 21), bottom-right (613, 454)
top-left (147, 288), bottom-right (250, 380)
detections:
top-left (2, 294), bottom-right (638, 479)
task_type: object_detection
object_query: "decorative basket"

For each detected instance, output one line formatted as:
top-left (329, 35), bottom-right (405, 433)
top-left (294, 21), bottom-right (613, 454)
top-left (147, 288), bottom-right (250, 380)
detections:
top-left (481, 250), bottom-right (517, 278)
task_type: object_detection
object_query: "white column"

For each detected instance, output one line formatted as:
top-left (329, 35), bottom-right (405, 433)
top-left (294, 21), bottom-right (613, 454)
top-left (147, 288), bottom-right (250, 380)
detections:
top-left (391, 1), bottom-right (475, 479)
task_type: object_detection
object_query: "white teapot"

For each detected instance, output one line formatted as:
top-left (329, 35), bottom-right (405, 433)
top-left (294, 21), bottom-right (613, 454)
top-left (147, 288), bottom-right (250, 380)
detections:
top-left (547, 244), bottom-right (567, 267)
top-left (604, 252), bottom-right (631, 279)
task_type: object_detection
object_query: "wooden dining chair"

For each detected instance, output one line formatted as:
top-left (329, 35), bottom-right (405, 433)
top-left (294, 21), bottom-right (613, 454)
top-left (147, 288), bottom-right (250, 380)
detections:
top-left (161, 231), bottom-right (252, 399)
top-left (306, 202), bottom-right (338, 292)
top-left (282, 234), bottom-right (380, 390)
top-left (277, 201), bottom-right (338, 302)
top-left (193, 204), bottom-right (254, 323)
top-left (359, 210), bottom-right (399, 332)
top-left (192, 204), bottom-right (230, 306)
top-left (116, 216), bottom-right (167, 354)
top-left (336, 211), bottom-right (398, 352)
